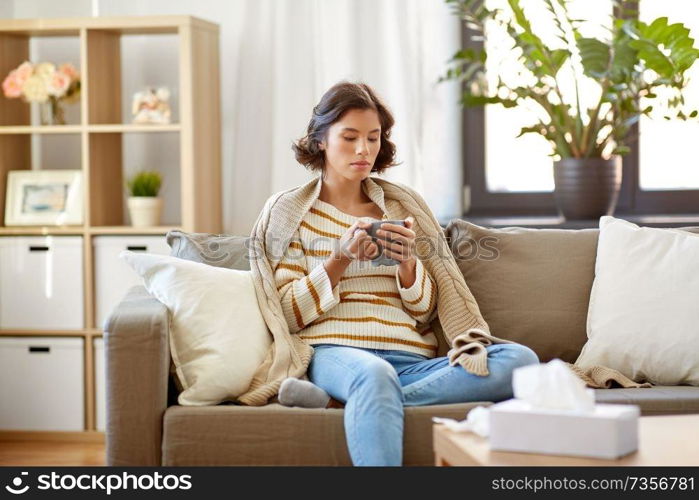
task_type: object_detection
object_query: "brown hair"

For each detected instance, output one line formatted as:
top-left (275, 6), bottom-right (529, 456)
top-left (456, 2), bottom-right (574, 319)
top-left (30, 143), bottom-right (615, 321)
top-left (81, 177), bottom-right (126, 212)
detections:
top-left (292, 81), bottom-right (400, 175)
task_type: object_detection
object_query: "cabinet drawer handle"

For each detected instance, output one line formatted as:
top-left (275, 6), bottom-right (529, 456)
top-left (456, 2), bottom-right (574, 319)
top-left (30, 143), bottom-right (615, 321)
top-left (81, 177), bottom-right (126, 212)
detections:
top-left (127, 245), bottom-right (148, 251)
top-left (29, 246), bottom-right (50, 252)
top-left (29, 346), bottom-right (50, 353)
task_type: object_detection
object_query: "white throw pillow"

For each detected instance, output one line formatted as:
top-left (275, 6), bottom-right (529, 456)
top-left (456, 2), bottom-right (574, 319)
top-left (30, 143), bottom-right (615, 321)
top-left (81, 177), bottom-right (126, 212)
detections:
top-left (576, 216), bottom-right (699, 385)
top-left (120, 251), bottom-right (271, 405)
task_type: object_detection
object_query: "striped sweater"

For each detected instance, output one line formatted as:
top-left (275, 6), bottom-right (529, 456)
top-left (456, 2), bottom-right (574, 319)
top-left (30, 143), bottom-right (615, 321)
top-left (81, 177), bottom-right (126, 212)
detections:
top-left (273, 197), bottom-right (439, 357)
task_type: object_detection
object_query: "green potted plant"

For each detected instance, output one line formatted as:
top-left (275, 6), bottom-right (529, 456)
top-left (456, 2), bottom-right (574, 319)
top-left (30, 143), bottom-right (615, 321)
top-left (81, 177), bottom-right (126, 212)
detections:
top-left (126, 170), bottom-right (163, 227)
top-left (442, 0), bottom-right (699, 219)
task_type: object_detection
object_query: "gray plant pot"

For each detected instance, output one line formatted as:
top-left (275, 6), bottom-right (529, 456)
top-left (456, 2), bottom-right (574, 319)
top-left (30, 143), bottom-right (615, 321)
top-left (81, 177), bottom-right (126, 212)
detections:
top-left (553, 157), bottom-right (622, 220)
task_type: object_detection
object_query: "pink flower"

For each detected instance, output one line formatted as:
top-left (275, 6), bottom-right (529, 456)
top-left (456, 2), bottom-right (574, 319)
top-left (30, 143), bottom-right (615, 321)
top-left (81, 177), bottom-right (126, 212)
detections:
top-left (15, 61), bottom-right (33, 85)
top-left (58, 63), bottom-right (79, 81)
top-left (48, 71), bottom-right (70, 97)
top-left (2, 70), bottom-right (23, 98)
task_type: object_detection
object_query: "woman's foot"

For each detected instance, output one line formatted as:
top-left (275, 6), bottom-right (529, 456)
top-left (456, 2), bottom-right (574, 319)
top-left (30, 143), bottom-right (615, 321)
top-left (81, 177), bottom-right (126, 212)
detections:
top-left (278, 378), bottom-right (331, 408)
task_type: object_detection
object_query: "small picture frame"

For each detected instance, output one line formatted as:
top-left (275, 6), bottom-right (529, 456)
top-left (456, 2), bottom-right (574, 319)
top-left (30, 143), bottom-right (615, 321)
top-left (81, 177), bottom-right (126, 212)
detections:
top-left (4, 170), bottom-right (83, 226)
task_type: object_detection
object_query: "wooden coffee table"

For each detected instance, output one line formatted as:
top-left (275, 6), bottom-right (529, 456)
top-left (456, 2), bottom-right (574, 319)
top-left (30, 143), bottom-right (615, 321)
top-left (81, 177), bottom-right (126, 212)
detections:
top-left (434, 414), bottom-right (699, 466)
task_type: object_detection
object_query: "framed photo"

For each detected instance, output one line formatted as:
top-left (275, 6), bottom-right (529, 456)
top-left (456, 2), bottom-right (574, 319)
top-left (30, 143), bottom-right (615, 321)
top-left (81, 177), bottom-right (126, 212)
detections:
top-left (4, 170), bottom-right (83, 226)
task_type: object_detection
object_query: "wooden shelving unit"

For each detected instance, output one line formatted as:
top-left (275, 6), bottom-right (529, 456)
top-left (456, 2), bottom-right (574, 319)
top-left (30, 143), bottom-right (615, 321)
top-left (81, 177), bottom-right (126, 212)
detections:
top-left (0, 16), bottom-right (221, 439)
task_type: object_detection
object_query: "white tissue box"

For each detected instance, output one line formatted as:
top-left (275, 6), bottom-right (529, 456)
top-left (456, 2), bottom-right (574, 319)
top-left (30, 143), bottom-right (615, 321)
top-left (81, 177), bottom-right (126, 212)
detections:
top-left (489, 399), bottom-right (640, 459)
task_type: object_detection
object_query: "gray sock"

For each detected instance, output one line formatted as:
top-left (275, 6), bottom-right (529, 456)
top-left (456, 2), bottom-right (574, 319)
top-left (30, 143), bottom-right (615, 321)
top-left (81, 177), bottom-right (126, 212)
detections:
top-left (278, 378), bottom-right (331, 408)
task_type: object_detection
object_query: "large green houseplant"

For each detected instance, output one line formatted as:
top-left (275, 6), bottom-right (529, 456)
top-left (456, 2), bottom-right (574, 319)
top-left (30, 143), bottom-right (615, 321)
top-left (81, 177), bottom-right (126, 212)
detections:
top-left (442, 0), bottom-right (699, 219)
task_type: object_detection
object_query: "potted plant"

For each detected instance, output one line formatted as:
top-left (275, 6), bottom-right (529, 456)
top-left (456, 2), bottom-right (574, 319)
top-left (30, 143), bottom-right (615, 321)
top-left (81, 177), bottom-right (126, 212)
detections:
top-left (126, 170), bottom-right (163, 227)
top-left (442, 0), bottom-right (699, 219)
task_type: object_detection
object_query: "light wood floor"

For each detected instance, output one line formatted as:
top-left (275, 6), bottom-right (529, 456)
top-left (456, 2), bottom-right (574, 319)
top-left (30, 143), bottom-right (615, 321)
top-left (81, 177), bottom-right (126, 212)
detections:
top-left (0, 441), bottom-right (105, 466)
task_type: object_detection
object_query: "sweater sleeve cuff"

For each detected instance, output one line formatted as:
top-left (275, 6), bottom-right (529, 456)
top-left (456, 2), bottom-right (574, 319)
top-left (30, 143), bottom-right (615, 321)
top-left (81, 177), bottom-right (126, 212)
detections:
top-left (396, 258), bottom-right (427, 304)
top-left (302, 263), bottom-right (340, 313)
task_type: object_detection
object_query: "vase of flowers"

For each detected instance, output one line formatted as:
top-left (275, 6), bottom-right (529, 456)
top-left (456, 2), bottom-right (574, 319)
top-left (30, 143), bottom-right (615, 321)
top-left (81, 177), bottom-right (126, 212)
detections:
top-left (126, 170), bottom-right (164, 227)
top-left (2, 61), bottom-right (81, 125)
top-left (442, 0), bottom-right (699, 220)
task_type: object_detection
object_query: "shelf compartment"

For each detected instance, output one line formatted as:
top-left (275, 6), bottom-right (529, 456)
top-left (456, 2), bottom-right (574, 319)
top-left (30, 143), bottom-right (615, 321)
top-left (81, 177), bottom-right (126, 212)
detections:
top-left (0, 235), bottom-right (85, 330)
top-left (0, 336), bottom-right (84, 431)
top-left (88, 132), bottom-right (181, 227)
top-left (0, 33), bottom-right (82, 126)
top-left (86, 30), bottom-right (180, 126)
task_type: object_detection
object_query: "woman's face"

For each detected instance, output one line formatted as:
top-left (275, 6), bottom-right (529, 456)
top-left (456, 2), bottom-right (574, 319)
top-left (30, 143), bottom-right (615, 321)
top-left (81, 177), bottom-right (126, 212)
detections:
top-left (321, 108), bottom-right (381, 182)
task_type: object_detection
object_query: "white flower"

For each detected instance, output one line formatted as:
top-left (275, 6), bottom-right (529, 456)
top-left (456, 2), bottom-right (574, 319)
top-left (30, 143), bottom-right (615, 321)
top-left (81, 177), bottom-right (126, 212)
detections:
top-left (22, 74), bottom-right (49, 103)
top-left (34, 62), bottom-right (56, 85)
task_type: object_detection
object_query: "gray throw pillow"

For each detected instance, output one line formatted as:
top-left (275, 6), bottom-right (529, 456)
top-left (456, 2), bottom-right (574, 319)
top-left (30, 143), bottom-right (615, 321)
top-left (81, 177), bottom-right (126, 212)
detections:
top-left (166, 230), bottom-right (251, 271)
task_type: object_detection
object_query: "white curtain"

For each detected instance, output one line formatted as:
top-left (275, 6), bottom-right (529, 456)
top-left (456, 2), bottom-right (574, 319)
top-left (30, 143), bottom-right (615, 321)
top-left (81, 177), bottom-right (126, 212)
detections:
top-left (230, 0), bottom-right (464, 234)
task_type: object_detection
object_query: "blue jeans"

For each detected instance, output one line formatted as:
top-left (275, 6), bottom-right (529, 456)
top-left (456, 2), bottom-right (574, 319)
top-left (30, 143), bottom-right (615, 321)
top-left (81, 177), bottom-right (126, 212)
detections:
top-left (308, 343), bottom-right (539, 466)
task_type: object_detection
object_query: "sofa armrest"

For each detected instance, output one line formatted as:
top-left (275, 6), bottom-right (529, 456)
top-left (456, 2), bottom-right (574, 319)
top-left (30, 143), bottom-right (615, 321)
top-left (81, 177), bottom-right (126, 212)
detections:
top-left (104, 285), bottom-right (170, 466)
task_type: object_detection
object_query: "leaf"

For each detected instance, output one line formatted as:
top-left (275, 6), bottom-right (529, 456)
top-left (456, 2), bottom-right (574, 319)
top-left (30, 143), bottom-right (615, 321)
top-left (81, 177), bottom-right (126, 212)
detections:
top-left (610, 29), bottom-right (638, 81)
top-left (577, 37), bottom-right (610, 78)
top-left (643, 16), bottom-right (669, 42)
top-left (461, 93), bottom-right (517, 108)
top-left (550, 49), bottom-right (571, 74)
top-left (517, 125), bottom-right (546, 138)
top-left (629, 39), bottom-right (674, 77)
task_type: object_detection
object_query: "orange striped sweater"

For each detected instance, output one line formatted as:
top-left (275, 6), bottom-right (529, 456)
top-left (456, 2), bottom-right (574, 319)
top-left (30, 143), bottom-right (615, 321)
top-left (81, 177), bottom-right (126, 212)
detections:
top-left (273, 197), bottom-right (438, 357)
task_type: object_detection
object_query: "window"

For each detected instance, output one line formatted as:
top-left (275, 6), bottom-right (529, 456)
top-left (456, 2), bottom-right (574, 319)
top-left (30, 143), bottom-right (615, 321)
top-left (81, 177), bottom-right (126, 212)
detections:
top-left (465, 0), bottom-right (699, 216)
top-left (639, 0), bottom-right (699, 190)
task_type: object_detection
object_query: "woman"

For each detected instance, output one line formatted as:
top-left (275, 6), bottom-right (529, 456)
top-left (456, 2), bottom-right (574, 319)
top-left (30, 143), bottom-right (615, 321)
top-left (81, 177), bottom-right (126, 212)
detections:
top-left (269, 81), bottom-right (538, 466)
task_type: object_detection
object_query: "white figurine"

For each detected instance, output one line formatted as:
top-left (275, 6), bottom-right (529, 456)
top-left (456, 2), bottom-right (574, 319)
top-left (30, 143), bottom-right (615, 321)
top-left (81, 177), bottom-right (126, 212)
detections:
top-left (132, 86), bottom-right (172, 124)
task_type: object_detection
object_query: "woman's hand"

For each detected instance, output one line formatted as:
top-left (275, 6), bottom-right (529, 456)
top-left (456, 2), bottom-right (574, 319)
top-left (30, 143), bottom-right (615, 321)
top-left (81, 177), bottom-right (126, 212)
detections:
top-left (334, 220), bottom-right (381, 262)
top-left (375, 216), bottom-right (416, 267)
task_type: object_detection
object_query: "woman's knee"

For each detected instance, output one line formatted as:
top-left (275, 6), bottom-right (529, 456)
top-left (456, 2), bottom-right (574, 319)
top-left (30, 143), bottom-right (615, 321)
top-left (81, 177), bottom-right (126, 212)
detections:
top-left (505, 344), bottom-right (539, 369)
top-left (352, 357), bottom-right (401, 392)
top-left (487, 344), bottom-right (539, 399)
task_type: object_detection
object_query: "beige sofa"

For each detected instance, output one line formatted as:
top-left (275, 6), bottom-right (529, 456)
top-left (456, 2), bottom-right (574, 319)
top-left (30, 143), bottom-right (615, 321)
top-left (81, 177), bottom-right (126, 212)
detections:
top-left (105, 221), bottom-right (699, 466)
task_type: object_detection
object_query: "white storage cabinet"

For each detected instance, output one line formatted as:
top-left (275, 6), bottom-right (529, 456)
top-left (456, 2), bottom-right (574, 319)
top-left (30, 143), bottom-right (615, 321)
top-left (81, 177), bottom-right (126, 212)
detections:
top-left (0, 236), bottom-right (84, 329)
top-left (93, 235), bottom-right (171, 329)
top-left (0, 336), bottom-right (84, 430)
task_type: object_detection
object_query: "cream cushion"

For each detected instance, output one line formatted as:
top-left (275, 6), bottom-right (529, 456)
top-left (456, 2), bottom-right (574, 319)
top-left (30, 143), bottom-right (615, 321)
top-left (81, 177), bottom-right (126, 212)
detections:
top-left (120, 251), bottom-right (271, 405)
top-left (576, 216), bottom-right (699, 386)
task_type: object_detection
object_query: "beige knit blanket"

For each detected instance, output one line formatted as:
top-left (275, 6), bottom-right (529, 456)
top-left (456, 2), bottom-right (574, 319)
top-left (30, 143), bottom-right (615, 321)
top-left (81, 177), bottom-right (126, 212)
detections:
top-left (238, 175), bottom-right (649, 406)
